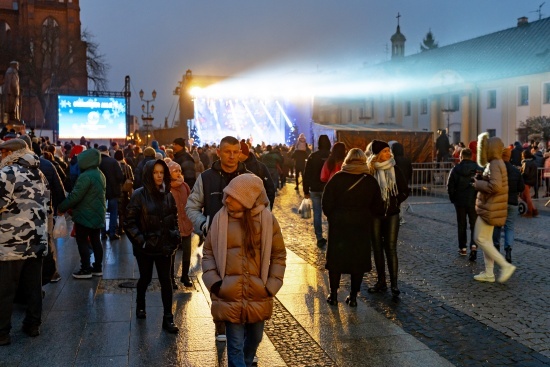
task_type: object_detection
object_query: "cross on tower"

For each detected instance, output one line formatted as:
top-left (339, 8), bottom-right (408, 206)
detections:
top-left (396, 12), bottom-right (401, 26)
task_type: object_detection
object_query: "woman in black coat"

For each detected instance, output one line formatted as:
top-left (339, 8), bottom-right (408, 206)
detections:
top-left (367, 140), bottom-right (410, 297)
top-left (322, 148), bottom-right (384, 307)
top-left (124, 159), bottom-right (180, 333)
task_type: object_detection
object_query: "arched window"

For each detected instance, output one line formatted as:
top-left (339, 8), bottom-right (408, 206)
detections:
top-left (0, 21), bottom-right (12, 49)
top-left (42, 17), bottom-right (60, 68)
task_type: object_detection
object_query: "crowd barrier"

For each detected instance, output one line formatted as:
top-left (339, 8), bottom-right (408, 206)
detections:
top-left (410, 163), bottom-right (548, 202)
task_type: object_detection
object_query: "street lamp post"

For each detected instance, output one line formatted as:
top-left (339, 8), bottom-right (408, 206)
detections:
top-left (140, 89), bottom-right (156, 146)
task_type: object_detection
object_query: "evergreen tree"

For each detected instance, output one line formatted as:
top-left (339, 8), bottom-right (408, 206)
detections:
top-left (190, 123), bottom-right (201, 146)
top-left (420, 29), bottom-right (439, 52)
top-left (519, 116), bottom-right (550, 142)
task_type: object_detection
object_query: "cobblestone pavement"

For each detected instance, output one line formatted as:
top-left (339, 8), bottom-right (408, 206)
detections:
top-left (271, 183), bottom-right (550, 367)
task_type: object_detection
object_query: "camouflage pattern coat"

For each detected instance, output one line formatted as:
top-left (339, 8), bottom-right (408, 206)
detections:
top-left (0, 148), bottom-right (50, 261)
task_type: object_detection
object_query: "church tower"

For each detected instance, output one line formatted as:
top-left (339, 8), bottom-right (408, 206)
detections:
top-left (391, 12), bottom-right (406, 60)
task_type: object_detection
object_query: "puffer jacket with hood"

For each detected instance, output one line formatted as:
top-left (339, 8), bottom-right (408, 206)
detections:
top-left (473, 133), bottom-right (508, 227)
top-left (124, 159), bottom-right (180, 256)
top-left (58, 149), bottom-right (106, 229)
top-left (0, 148), bottom-right (50, 260)
top-left (202, 181), bottom-right (286, 324)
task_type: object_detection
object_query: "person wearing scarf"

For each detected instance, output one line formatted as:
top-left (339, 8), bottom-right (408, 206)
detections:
top-left (367, 140), bottom-right (410, 297)
top-left (124, 159), bottom-right (180, 334)
top-left (165, 159), bottom-right (194, 288)
top-left (322, 148), bottom-right (384, 307)
top-left (202, 174), bottom-right (286, 367)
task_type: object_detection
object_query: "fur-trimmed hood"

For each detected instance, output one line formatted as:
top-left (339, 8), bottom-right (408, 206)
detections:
top-left (0, 148), bottom-right (39, 170)
top-left (477, 133), bottom-right (504, 167)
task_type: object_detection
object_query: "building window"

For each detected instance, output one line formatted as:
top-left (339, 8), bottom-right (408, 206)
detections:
top-left (519, 86), bottom-right (529, 106)
top-left (42, 17), bottom-right (60, 68)
top-left (420, 98), bottom-right (428, 115)
top-left (544, 83), bottom-right (550, 104)
top-left (451, 94), bottom-right (460, 111)
top-left (359, 107), bottom-right (365, 118)
top-left (405, 101), bottom-right (411, 116)
top-left (487, 129), bottom-right (496, 138)
top-left (488, 90), bottom-right (496, 109)
top-left (389, 97), bottom-right (395, 118)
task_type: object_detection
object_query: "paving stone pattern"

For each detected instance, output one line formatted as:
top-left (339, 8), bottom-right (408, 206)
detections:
top-left (272, 184), bottom-right (550, 367)
top-left (264, 299), bottom-right (337, 367)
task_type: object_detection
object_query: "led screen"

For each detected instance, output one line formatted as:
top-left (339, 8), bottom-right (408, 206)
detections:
top-left (58, 95), bottom-right (126, 139)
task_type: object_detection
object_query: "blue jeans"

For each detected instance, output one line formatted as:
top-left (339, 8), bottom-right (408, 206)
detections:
top-left (106, 198), bottom-right (118, 236)
top-left (225, 321), bottom-right (264, 367)
top-left (310, 191), bottom-right (323, 241)
top-left (492, 204), bottom-right (518, 250)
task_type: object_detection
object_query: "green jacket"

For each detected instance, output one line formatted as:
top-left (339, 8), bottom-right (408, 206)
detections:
top-left (59, 149), bottom-right (106, 229)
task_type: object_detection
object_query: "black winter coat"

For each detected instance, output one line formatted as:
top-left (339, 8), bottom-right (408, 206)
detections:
top-left (374, 166), bottom-right (410, 217)
top-left (391, 143), bottom-right (413, 183)
top-left (174, 149), bottom-right (196, 189)
top-left (243, 153), bottom-right (276, 209)
top-left (505, 161), bottom-right (524, 206)
top-left (303, 149), bottom-right (330, 194)
top-left (124, 159), bottom-right (180, 257)
top-left (322, 171), bottom-right (384, 273)
top-left (447, 159), bottom-right (482, 207)
top-left (39, 157), bottom-right (66, 211)
top-left (521, 159), bottom-right (537, 186)
top-left (99, 153), bottom-right (124, 200)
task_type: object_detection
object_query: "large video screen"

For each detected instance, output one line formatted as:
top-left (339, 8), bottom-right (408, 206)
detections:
top-left (58, 95), bottom-right (126, 139)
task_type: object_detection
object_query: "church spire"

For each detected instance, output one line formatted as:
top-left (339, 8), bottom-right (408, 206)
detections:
top-left (391, 12), bottom-right (406, 60)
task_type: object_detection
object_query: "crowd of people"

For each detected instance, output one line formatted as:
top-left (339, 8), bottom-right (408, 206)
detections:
top-left (0, 126), bottom-right (546, 366)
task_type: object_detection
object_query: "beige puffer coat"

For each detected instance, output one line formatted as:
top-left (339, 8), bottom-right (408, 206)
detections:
top-left (202, 212), bottom-right (286, 324)
top-left (474, 133), bottom-right (508, 227)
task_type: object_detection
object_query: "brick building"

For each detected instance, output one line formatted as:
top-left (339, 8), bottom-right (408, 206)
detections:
top-left (0, 0), bottom-right (87, 132)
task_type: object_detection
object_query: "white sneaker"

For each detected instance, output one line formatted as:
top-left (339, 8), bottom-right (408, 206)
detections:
top-left (473, 271), bottom-right (495, 283)
top-left (253, 355), bottom-right (258, 364)
top-left (215, 333), bottom-right (226, 342)
top-left (498, 265), bottom-right (516, 283)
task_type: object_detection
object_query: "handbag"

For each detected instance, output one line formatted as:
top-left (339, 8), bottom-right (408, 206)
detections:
top-left (299, 198), bottom-right (312, 219)
top-left (53, 215), bottom-right (68, 239)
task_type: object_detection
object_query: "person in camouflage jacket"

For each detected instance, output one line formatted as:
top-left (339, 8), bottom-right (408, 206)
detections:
top-left (0, 138), bottom-right (50, 345)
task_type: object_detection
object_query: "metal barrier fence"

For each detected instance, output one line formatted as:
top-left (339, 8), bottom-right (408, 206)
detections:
top-left (410, 164), bottom-right (549, 199)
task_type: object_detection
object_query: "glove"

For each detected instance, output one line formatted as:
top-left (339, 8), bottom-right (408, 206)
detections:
top-left (201, 221), bottom-right (208, 236)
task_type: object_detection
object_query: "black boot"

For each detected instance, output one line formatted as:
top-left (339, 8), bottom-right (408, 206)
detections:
top-left (162, 314), bottom-right (179, 334)
top-left (180, 274), bottom-right (193, 287)
top-left (326, 292), bottom-right (338, 306)
top-left (136, 300), bottom-right (146, 319)
top-left (505, 248), bottom-right (512, 263)
top-left (345, 293), bottom-right (357, 307)
top-left (368, 280), bottom-right (387, 293)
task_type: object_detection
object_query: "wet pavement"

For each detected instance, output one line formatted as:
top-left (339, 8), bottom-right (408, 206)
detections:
top-left (1, 183), bottom-right (549, 366)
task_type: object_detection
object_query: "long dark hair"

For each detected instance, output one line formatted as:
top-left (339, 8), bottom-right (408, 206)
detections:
top-left (326, 142), bottom-right (346, 171)
top-left (241, 209), bottom-right (258, 258)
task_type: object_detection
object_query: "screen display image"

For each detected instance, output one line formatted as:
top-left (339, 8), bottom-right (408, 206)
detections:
top-left (58, 95), bottom-right (126, 139)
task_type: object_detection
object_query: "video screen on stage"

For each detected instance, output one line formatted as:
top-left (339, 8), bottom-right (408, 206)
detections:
top-left (194, 98), bottom-right (285, 144)
top-left (58, 95), bottom-right (126, 139)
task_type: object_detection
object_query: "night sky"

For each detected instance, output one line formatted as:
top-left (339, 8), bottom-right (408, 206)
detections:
top-left (80, 0), bottom-right (544, 123)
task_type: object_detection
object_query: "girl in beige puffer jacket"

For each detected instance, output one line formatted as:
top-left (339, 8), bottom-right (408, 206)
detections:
top-left (202, 174), bottom-right (286, 367)
top-left (472, 133), bottom-right (516, 283)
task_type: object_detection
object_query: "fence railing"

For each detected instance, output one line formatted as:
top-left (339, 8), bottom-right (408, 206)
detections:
top-left (410, 164), bottom-right (548, 199)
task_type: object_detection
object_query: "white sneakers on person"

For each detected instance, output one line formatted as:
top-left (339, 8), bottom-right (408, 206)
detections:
top-left (473, 271), bottom-right (495, 283)
top-left (498, 265), bottom-right (517, 283)
top-left (253, 355), bottom-right (258, 364)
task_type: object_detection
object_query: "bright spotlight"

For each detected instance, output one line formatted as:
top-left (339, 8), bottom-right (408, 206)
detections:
top-left (190, 86), bottom-right (203, 97)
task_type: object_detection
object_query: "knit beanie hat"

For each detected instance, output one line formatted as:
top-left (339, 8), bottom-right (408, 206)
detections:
top-left (166, 159), bottom-right (181, 173)
top-left (371, 140), bottom-right (389, 155)
top-left (143, 147), bottom-right (156, 157)
top-left (70, 145), bottom-right (86, 159)
top-left (0, 138), bottom-right (27, 152)
top-left (223, 174), bottom-right (265, 209)
top-left (240, 141), bottom-right (250, 156)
